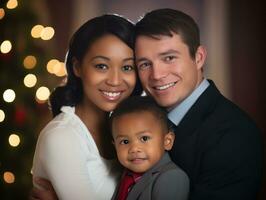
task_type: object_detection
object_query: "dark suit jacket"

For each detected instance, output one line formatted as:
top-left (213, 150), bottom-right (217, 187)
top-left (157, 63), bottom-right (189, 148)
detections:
top-left (170, 80), bottom-right (263, 200)
top-left (111, 153), bottom-right (189, 200)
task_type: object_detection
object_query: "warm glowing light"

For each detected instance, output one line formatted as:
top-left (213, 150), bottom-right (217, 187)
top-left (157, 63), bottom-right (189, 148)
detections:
top-left (40, 27), bottom-right (55, 40)
top-left (3, 171), bottom-right (15, 184)
top-left (0, 40), bottom-right (12, 54)
top-left (36, 86), bottom-right (50, 101)
top-left (0, 8), bottom-right (5, 20)
top-left (24, 74), bottom-right (37, 88)
top-left (46, 59), bottom-right (60, 74)
top-left (0, 109), bottom-right (5, 122)
top-left (54, 62), bottom-right (67, 77)
top-left (9, 134), bottom-right (20, 147)
top-left (3, 89), bottom-right (15, 103)
top-left (23, 55), bottom-right (37, 69)
top-left (52, 62), bottom-right (62, 74)
top-left (31, 25), bottom-right (44, 38)
top-left (6, 0), bottom-right (18, 9)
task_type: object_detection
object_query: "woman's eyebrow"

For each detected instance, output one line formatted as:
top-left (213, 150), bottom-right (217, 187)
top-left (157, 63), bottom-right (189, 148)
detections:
top-left (90, 55), bottom-right (110, 61)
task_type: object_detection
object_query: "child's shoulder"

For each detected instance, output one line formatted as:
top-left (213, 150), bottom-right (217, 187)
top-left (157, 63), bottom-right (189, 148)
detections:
top-left (151, 161), bottom-right (190, 200)
top-left (156, 161), bottom-right (189, 183)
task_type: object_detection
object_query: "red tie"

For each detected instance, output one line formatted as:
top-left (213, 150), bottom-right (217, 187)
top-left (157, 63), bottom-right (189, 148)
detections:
top-left (117, 171), bottom-right (142, 200)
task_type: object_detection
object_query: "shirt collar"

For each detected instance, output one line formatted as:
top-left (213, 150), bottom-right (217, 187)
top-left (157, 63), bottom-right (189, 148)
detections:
top-left (125, 170), bottom-right (143, 183)
top-left (168, 79), bottom-right (209, 126)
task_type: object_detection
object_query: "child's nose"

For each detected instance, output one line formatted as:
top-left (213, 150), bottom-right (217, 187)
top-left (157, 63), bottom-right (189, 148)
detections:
top-left (129, 143), bottom-right (141, 153)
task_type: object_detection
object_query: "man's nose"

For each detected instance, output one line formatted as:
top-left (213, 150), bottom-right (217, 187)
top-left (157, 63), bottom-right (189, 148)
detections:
top-left (150, 62), bottom-right (167, 80)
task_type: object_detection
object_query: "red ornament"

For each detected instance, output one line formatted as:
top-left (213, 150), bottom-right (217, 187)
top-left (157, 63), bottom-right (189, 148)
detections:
top-left (14, 106), bottom-right (26, 126)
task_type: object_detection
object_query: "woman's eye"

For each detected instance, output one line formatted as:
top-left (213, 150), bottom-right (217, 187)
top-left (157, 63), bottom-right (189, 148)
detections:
top-left (122, 65), bottom-right (134, 71)
top-left (95, 63), bottom-right (108, 70)
top-left (140, 136), bottom-right (150, 142)
top-left (120, 139), bottom-right (129, 145)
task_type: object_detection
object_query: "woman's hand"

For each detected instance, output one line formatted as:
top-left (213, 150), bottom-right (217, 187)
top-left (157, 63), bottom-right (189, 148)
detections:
top-left (29, 178), bottom-right (58, 200)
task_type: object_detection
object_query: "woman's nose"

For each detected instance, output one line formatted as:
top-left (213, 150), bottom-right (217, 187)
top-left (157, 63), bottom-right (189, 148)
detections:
top-left (106, 68), bottom-right (122, 86)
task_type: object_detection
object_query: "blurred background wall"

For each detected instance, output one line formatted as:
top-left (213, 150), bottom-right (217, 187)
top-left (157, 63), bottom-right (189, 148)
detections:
top-left (0, 0), bottom-right (265, 199)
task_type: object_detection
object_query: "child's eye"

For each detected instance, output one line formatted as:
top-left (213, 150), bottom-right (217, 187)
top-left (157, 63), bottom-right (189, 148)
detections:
top-left (122, 65), bottom-right (134, 72)
top-left (140, 136), bottom-right (150, 142)
top-left (95, 63), bottom-right (108, 70)
top-left (120, 139), bottom-right (129, 145)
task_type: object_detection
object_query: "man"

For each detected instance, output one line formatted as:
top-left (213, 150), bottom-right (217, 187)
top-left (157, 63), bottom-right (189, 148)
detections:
top-left (134, 8), bottom-right (262, 200)
top-left (31, 8), bottom-right (263, 200)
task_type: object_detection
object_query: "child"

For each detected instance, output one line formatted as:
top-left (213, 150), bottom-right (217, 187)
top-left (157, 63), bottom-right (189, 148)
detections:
top-left (110, 96), bottom-right (189, 200)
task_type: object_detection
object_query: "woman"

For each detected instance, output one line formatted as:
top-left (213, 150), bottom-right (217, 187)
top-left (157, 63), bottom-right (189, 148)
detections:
top-left (31, 14), bottom-right (142, 200)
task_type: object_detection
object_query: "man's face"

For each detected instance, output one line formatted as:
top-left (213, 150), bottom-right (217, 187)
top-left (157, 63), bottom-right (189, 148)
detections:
top-left (135, 34), bottom-right (206, 109)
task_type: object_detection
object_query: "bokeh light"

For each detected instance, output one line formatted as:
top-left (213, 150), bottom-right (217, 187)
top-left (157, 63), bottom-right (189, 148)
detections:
top-left (31, 25), bottom-right (44, 38)
top-left (3, 171), bottom-right (15, 184)
top-left (54, 62), bottom-right (67, 77)
top-left (40, 27), bottom-right (55, 40)
top-left (0, 109), bottom-right (5, 122)
top-left (46, 59), bottom-right (60, 74)
top-left (6, 0), bottom-right (18, 9)
top-left (0, 8), bottom-right (5, 20)
top-left (0, 40), bottom-right (12, 54)
top-left (3, 89), bottom-right (16, 103)
top-left (23, 55), bottom-right (37, 69)
top-left (36, 86), bottom-right (50, 101)
top-left (9, 134), bottom-right (20, 147)
top-left (24, 74), bottom-right (37, 88)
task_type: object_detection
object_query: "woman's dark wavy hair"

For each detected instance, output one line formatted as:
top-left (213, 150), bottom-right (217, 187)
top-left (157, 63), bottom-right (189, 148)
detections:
top-left (49, 14), bottom-right (142, 117)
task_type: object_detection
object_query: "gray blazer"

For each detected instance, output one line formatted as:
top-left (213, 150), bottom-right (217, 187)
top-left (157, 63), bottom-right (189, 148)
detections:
top-left (111, 153), bottom-right (189, 200)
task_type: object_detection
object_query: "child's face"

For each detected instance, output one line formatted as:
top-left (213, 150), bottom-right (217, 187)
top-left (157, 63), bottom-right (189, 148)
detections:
top-left (112, 111), bottom-right (174, 173)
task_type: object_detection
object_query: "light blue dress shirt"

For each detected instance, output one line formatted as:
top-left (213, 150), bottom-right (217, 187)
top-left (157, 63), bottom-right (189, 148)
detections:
top-left (168, 79), bottom-right (210, 126)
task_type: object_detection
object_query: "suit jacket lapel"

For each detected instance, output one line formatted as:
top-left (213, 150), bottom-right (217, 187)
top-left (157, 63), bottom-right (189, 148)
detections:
top-left (170, 80), bottom-right (222, 182)
top-left (127, 153), bottom-right (172, 200)
top-left (177, 80), bottom-right (221, 136)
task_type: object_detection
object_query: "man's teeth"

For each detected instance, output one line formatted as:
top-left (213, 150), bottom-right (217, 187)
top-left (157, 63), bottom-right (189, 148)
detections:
top-left (155, 82), bottom-right (175, 90)
top-left (102, 91), bottom-right (121, 97)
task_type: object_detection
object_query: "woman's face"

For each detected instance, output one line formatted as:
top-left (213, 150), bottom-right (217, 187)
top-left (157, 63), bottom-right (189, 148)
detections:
top-left (74, 34), bottom-right (136, 112)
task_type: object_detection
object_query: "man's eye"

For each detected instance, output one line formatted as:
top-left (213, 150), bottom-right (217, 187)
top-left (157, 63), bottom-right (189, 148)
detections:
top-left (164, 56), bottom-right (176, 62)
top-left (122, 65), bottom-right (134, 71)
top-left (140, 136), bottom-right (150, 142)
top-left (95, 64), bottom-right (108, 70)
top-left (120, 139), bottom-right (129, 145)
top-left (138, 62), bottom-right (151, 70)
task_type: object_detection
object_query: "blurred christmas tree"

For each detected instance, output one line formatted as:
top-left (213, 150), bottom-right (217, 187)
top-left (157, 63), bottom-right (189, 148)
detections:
top-left (0, 0), bottom-right (66, 199)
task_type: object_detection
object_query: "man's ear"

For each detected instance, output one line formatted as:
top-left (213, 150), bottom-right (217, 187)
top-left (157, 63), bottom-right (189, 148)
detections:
top-left (195, 45), bottom-right (207, 70)
top-left (164, 131), bottom-right (175, 151)
top-left (72, 58), bottom-right (81, 77)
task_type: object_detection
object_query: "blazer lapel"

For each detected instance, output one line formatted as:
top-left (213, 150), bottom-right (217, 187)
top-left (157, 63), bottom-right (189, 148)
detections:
top-left (126, 153), bottom-right (172, 200)
top-left (177, 80), bottom-right (221, 136)
top-left (111, 182), bottom-right (119, 200)
top-left (170, 80), bottom-right (223, 182)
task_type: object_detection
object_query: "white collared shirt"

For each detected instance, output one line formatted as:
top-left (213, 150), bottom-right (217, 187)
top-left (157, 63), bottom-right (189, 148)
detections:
top-left (168, 79), bottom-right (210, 126)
